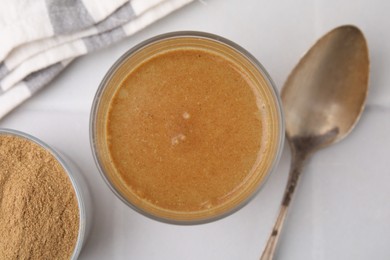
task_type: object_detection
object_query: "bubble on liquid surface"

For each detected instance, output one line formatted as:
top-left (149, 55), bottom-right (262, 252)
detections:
top-left (171, 133), bottom-right (186, 145)
top-left (182, 112), bottom-right (190, 119)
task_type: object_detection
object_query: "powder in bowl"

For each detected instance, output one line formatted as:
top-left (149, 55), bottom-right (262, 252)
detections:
top-left (0, 134), bottom-right (79, 259)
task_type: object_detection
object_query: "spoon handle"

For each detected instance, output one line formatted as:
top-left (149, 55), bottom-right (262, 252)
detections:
top-left (260, 149), bottom-right (307, 260)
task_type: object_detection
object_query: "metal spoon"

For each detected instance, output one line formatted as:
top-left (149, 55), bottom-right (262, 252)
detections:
top-left (260, 25), bottom-right (369, 260)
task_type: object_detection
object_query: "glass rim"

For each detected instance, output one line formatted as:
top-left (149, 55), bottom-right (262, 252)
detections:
top-left (0, 128), bottom-right (87, 259)
top-left (90, 31), bottom-right (285, 225)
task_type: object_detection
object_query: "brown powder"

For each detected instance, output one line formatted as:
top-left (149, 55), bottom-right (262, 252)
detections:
top-left (0, 134), bottom-right (79, 260)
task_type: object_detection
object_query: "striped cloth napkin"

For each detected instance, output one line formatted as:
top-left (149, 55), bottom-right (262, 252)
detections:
top-left (0, 0), bottom-right (193, 120)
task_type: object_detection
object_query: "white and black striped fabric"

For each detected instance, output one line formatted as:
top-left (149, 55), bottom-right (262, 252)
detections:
top-left (0, 0), bottom-right (193, 119)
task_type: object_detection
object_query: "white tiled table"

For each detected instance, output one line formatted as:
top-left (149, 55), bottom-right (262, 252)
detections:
top-left (1, 0), bottom-right (389, 259)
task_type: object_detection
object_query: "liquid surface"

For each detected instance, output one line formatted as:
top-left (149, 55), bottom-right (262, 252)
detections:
top-left (107, 48), bottom-right (265, 213)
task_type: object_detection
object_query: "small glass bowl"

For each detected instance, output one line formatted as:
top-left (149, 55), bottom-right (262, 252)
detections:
top-left (90, 31), bottom-right (284, 225)
top-left (0, 128), bottom-right (92, 259)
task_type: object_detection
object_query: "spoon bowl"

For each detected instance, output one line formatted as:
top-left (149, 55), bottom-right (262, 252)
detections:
top-left (260, 25), bottom-right (369, 259)
top-left (282, 25), bottom-right (369, 148)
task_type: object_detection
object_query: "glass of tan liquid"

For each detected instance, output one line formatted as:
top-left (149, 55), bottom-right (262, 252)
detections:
top-left (90, 32), bottom-right (284, 224)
